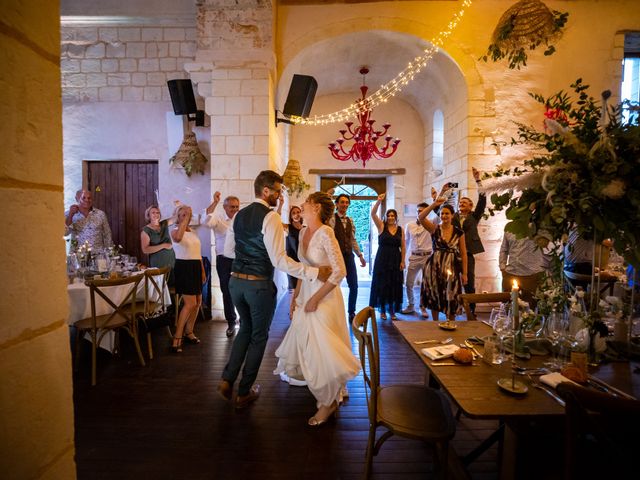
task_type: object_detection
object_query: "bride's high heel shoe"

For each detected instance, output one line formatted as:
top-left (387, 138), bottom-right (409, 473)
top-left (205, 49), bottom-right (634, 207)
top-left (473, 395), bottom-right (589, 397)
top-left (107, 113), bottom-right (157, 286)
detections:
top-left (308, 403), bottom-right (338, 427)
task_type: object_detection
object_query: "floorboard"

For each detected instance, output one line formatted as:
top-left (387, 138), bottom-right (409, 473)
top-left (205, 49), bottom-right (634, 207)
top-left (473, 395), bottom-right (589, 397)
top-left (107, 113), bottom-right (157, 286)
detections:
top-left (73, 286), bottom-right (499, 479)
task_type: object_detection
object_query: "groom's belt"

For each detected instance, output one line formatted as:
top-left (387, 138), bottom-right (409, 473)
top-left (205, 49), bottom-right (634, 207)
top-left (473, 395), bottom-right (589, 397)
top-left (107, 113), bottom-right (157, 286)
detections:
top-left (231, 272), bottom-right (268, 281)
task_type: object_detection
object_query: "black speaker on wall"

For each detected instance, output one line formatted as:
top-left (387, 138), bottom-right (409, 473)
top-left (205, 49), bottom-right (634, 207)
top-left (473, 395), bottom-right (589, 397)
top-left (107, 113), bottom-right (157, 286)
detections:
top-left (283, 75), bottom-right (317, 117)
top-left (167, 79), bottom-right (204, 126)
top-left (276, 74), bottom-right (317, 126)
top-left (167, 79), bottom-right (197, 115)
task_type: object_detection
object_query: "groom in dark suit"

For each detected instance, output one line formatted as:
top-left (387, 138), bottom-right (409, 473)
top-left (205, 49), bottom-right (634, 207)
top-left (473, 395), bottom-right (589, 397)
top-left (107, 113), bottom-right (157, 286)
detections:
top-left (454, 167), bottom-right (486, 318)
top-left (217, 170), bottom-right (331, 408)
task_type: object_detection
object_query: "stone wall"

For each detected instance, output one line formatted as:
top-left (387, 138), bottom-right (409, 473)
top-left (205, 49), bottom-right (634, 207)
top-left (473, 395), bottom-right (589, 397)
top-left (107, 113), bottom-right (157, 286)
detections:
top-left (1, 1), bottom-right (76, 477)
top-left (61, 24), bottom-right (196, 104)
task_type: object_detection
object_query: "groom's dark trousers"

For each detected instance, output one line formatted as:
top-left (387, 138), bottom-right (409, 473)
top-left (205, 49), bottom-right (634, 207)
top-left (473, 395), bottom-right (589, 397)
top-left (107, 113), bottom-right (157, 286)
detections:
top-left (222, 277), bottom-right (277, 396)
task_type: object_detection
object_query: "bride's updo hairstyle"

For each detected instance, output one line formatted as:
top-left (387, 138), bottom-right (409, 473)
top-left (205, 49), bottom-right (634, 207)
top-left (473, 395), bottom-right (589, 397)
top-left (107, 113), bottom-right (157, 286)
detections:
top-left (307, 191), bottom-right (335, 225)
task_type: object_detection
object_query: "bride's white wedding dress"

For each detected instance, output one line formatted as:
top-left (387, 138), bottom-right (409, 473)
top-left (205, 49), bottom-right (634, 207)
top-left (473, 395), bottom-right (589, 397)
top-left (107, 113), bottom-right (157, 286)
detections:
top-left (274, 224), bottom-right (361, 407)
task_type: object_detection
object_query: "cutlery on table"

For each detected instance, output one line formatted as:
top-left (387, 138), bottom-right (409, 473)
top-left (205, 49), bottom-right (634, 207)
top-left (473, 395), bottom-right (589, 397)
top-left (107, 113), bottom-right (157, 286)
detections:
top-left (464, 340), bottom-right (483, 359)
top-left (415, 337), bottom-right (452, 345)
top-left (527, 375), bottom-right (566, 407)
top-left (431, 362), bottom-right (478, 366)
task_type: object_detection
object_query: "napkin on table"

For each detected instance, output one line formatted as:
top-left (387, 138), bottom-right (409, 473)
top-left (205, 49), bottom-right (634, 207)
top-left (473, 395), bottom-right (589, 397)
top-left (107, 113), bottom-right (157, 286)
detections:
top-left (421, 344), bottom-right (459, 361)
top-left (539, 372), bottom-right (578, 389)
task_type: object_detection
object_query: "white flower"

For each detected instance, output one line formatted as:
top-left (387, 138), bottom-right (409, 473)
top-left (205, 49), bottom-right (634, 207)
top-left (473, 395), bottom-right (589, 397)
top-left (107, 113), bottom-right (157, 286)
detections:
top-left (605, 296), bottom-right (621, 306)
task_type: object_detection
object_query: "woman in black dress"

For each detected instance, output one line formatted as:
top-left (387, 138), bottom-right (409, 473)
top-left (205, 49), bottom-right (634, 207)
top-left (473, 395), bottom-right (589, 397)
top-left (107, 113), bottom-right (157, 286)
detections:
top-left (285, 205), bottom-right (303, 291)
top-left (418, 197), bottom-right (468, 321)
top-left (369, 193), bottom-right (405, 320)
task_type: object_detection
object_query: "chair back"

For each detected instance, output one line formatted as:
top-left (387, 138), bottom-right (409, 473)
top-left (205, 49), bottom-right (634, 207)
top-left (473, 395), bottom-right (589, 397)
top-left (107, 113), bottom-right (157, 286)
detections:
top-left (88, 274), bottom-right (144, 330)
top-left (143, 266), bottom-right (170, 318)
top-left (557, 382), bottom-right (640, 477)
top-left (458, 292), bottom-right (511, 320)
top-left (351, 307), bottom-right (379, 425)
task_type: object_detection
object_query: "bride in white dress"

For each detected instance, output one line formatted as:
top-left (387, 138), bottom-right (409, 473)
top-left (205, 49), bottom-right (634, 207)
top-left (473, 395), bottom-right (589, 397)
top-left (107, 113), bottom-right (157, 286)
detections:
top-left (274, 191), bottom-right (361, 426)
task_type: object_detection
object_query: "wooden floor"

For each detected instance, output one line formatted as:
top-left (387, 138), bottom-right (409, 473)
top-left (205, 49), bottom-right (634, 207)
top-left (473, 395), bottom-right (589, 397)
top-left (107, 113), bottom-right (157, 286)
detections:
top-left (73, 287), bottom-right (499, 479)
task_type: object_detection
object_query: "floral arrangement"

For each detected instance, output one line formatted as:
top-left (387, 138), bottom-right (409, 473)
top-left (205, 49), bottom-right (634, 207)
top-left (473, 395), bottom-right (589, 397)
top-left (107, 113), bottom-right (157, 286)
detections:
top-left (484, 79), bottom-right (640, 268)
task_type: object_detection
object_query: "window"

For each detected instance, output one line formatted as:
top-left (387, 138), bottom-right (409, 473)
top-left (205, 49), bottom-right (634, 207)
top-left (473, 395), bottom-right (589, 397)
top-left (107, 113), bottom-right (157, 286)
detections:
top-left (622, 33), bottom-right (640, 124)
top-left (432, 110), bottom-right (444, 173)
top-left (333, 183), bottom-right (378, 197)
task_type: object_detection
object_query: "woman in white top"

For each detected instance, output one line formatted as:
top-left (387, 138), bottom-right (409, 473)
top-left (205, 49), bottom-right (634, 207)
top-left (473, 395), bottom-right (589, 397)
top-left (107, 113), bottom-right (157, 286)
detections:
top-left (170, 205), bottom-right (205, 353)
top-left (274, 192), bottom-right (360, 427)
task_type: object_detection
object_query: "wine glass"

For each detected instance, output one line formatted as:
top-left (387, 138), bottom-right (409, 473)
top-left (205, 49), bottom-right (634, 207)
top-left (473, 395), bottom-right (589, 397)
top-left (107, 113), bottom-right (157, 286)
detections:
top-left (493, 313), bottom-right (512, 364)
top-left (489, 304), bottom-right (507, 327)
top-left (544, 312), bottom-right (564, 369)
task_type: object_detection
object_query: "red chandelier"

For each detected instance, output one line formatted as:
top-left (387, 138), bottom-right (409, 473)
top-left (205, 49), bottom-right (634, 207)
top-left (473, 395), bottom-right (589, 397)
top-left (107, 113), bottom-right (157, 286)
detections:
top-left (328, 67), bottom-right (401, 167)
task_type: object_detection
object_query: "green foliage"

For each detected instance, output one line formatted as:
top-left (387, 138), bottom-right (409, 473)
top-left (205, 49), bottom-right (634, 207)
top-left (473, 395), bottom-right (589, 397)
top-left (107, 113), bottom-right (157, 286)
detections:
top-left (348, 200), bottom-right (374, 249)
top-left (487, 79), bottom-right (640, 267)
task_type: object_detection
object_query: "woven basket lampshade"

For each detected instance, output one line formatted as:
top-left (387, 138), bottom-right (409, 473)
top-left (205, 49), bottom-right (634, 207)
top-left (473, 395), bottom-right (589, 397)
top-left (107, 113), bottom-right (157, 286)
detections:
top-left (169, 131), bottom-right (208, 177)
top-left (492, 0), bottom-right (560, 50)
top-left (282, 159), bottom-right (309, 195)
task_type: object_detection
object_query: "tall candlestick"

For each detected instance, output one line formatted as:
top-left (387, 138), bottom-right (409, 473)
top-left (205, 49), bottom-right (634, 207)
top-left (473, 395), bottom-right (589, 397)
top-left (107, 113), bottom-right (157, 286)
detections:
top-left (511, 279), bottom-right (519, 331)
top-left (446, 269), bottom-right (452, 319)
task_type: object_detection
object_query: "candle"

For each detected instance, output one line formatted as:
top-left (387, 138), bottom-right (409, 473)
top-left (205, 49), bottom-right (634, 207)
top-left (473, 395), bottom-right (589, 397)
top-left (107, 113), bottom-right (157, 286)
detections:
top-left (511, 279), bottom-right (519, 330)
top-left (446, 269), bottom-right (452, 319)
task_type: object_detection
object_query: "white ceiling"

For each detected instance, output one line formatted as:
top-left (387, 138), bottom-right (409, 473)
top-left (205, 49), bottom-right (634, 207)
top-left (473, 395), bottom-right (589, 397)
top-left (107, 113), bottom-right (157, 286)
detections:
top-left (278, 30), bottom-right (467, 123)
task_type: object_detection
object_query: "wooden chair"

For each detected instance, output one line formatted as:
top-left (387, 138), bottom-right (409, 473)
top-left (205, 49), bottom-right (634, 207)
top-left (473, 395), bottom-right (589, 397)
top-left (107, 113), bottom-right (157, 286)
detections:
top-left (140, 266), bottom-right (172, 360)
top-left (556, 382), bottom-right (640, 478)
top-left (351, 306), bottom-right (456, 479)
top-left (458, 292), bottom-right (511, 320)
top-left (73, 274), bottom-right (146, 386)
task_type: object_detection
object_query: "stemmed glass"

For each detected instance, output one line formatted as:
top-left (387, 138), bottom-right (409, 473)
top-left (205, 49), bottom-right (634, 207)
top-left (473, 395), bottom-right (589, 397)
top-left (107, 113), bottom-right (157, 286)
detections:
top-left (544, 312), bottom-right (564, 369)
top-left (493, 313), bottom-right (512, 364)
top-left (489, 304), bottom-right (507, 327)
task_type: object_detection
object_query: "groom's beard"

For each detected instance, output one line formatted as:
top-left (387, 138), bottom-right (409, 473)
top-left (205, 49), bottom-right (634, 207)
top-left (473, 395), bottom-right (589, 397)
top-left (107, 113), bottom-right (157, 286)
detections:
top-left (267, 194), bottom-right (279, 207)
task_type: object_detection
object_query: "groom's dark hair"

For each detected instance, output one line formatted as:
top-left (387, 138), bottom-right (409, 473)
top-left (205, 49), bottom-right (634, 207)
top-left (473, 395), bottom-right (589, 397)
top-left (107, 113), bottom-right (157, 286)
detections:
top-left (254, 170), bottom-right (283, 196)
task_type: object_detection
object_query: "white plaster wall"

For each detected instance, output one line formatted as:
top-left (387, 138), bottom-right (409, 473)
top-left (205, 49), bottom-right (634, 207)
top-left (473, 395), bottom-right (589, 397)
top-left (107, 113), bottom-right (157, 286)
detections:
top-left (62, 102), bottom-right (212, 256)
top-left (290, 93), bottom-right (425, 229)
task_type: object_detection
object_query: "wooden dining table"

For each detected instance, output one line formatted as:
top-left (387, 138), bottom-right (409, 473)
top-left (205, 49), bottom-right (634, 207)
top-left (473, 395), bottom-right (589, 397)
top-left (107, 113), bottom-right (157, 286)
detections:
top-left (393, 320), bottom-right (640, 478)
top-left (67, 272), bottom-right (171, 350)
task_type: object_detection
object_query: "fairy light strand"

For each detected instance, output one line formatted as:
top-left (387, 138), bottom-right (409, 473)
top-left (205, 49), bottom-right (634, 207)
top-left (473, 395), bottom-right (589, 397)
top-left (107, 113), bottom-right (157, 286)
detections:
top-left (290, 0), bottom-right (473, 126)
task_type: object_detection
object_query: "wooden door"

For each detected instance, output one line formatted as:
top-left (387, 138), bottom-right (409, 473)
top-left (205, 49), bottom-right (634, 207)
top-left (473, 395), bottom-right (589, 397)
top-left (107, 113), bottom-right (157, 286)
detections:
top-left (87, 161), bottom-right (158, 262)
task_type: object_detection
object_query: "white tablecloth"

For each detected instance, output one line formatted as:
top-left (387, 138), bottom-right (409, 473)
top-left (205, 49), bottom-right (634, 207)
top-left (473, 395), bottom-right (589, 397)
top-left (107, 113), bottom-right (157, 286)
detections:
top-left (67, 274), bottom-right (171, 350)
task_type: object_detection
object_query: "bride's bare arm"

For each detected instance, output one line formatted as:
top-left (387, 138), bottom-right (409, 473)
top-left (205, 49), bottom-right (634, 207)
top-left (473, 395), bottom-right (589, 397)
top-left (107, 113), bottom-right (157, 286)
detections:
top-left (290, 277), bottom-right (303, 318)
top-left (304, 228), bottom-right (346, 313)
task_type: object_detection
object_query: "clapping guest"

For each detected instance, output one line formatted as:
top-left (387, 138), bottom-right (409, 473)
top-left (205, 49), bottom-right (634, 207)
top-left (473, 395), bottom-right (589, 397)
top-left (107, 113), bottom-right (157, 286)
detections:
top-left (402, 202), bottom-right (432, 318)
top-left (453, 167), bottom-right (486, 318)
top-left (285, 205), bottom-right (303, 292)
top-left (65, 189), bottom-right (113, 250)
top-left (419, 198), bottom-right (468, 321)
top-left (204, 191), bottom-right (240, 337)
top-left (170, 205), bottom-right (204, 353)
top-left (141, 205), bottom-right (176, 285)
top-left (369, 193), bottom-right (405, 321)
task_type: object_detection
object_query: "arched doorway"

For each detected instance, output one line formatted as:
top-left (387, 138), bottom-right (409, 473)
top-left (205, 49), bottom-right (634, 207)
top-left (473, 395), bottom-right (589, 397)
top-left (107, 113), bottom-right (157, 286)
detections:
top-left (321, 177), bottom-right (385, 279)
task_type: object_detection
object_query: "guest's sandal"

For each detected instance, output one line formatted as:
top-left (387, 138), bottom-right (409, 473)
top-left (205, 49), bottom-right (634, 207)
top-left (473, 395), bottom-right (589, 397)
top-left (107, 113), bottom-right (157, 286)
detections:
top-left (184, 332), bottom-right (200, 344)
top-left (171, 337), bottom-right (183, 353)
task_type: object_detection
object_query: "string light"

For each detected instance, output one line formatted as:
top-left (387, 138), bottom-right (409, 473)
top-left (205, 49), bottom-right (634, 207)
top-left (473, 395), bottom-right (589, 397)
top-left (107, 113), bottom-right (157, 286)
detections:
top-left (290, 0), bottom-right (473, 126)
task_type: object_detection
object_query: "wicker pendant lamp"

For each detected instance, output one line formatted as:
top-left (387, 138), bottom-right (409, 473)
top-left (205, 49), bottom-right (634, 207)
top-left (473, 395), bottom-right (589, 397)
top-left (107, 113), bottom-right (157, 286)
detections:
top-left (282, 159), bottom-right (310, 196)
top-left (169, 131), bottom-right (208, 177)
top-left (484, 0), bottom-right (568, 69)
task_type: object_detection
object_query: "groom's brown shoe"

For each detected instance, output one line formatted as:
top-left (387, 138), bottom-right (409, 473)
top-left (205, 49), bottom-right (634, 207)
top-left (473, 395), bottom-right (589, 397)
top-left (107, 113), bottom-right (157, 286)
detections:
top-left (235, 384), bottom-right (261, 409)
top-left (217, 380), bottom-right (233, 401)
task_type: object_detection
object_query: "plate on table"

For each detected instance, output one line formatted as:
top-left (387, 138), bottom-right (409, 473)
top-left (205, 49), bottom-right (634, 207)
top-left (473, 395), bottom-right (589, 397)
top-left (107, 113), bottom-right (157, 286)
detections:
top-left (497, 378), bottom-right (528, 395)
top-left (438, 321), bottom-right (458, 331)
